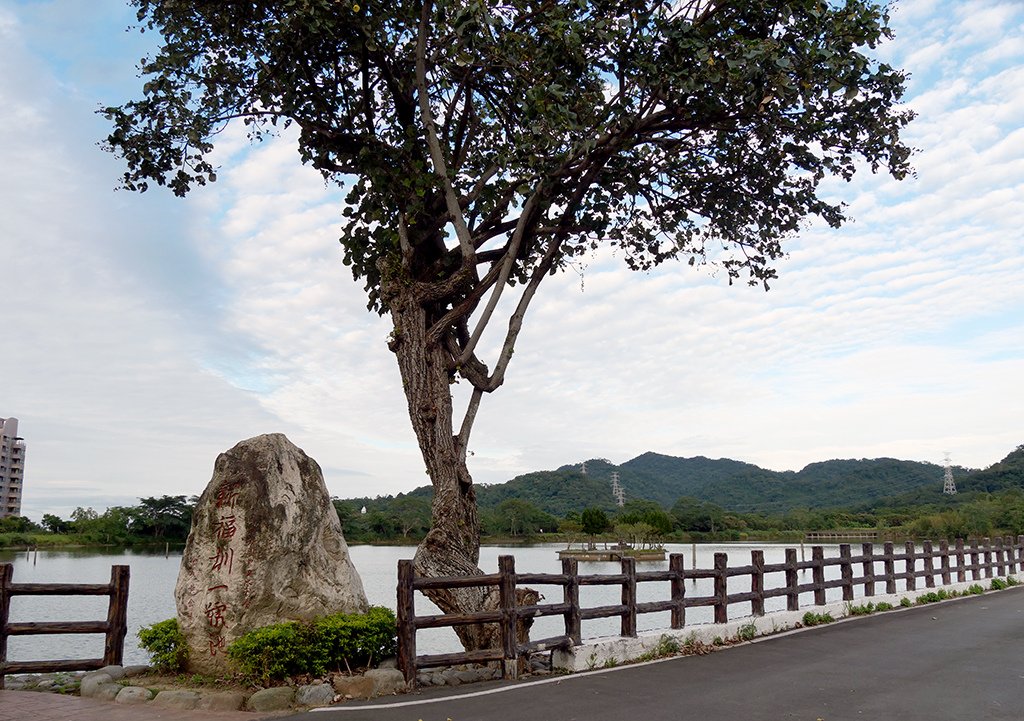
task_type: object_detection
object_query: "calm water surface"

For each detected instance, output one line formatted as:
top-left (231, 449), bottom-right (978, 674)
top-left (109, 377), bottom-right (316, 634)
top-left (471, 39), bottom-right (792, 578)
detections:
top-left (2, 542), bottom-right (881, 665)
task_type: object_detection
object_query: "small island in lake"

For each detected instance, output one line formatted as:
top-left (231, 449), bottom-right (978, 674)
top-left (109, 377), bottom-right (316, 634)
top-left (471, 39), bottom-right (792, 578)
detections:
top-left (558, 541), bottom-right (666, 562)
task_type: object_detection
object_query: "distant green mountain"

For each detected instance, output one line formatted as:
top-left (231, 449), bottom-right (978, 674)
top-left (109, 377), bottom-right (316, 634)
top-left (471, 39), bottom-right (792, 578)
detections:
top-left (342, 445), bottom-right (1024, 518)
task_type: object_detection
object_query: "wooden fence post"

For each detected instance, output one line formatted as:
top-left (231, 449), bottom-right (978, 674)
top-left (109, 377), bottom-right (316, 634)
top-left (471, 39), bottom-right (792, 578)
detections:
top-left (1017, 536), bottom-right (1024, 575)
top-left (620, 556), bottom-right (637, 638)
top-left (102, 565), bottom-right (130, 666)
top-left (939, 541), bottom-right (951, 585)
top-left (995, 537), bottom-right (1006, 576)
top-left (0, 564), bottom-right (12, 690)
top-left (498, 555), bottom-right (519, 679)
top-left (713, 553), bottom-right (728, 623)
top-left (955, 539), bottom-right (966, 583)
top-left (970, 539), bottom-right (980, 581)
top-left (862, 543), bottom-right (875, 597)
top-left (561, 558), bottom-right (581, 645)
top-left (922, 541), bottom-right (935, 589)
top-left (669, 554), bottom-right (686, 629)
top-left (1007, 537), bottom-right (1018, 575)
top-left (839, 544), bottom-right (853, 601)
top-left (983, 538), bottom-right (993, 579)
top-left (812, 546), bottom-right (825, 606)
top-left (751, 550), bottom-right (765, 616)
top-left (884, 542), bottom-right (896, 595)
top-left (785, 548), bottom-right (799, 612)
top-left (904, 541), bottom-right (916, 592)
top-left (396, 560), bottom-right (417, 685)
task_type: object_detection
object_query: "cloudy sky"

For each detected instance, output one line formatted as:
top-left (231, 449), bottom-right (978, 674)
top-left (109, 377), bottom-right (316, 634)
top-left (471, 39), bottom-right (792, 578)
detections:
top-left (2, 0), bottom-right (1022, 521)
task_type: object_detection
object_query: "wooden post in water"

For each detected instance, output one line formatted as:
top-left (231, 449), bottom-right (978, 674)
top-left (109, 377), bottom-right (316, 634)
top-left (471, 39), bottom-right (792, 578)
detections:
top-left (396, 560), bottom-right (417, 685)
top-left (498, 555), bottom-right (519, 679)
top-left (922, 541), bottom-right (935, 589)
top-left (883, 542), bottom-right (896, 594)
top-left (620, 556), bottom-right (637, 638)
top-left (862, 543), bottom-right (875, 597)
top-left (751, 550), bottom-right (765, 616)
top-left (812, 546), bottom-right (825, 606)
top-left (784, 548), bottom-right (799, 612)
top-left (669, 554), bottom-right (686, 629)
top-left (561, 558), bottom-right (581, 645)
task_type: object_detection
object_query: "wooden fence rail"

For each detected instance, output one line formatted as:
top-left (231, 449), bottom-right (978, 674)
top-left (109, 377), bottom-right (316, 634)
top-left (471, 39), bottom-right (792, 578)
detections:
top-left (397, 536), bottom-right (1024, 685)
top-left (0, 564), bottom-right (130, 688)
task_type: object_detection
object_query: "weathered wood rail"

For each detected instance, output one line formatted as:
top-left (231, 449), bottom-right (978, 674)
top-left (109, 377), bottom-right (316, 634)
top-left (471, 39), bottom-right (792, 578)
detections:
top-left (0, 564), bottom-right (130, 688)
top-left (397, 536), bottom-right (1024, 684)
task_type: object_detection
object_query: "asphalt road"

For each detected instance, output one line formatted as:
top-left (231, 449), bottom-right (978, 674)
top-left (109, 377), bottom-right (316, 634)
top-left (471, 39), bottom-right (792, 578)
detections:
top-left (297, 586), bottom-right (1024, 721)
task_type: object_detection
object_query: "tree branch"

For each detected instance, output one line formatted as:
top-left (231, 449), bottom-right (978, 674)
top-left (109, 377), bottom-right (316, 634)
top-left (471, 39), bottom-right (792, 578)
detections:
top-left (416, 0), bottom-right (475, 261)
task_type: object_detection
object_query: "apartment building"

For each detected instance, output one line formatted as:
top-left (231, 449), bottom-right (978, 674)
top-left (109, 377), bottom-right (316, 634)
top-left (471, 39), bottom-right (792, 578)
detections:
top-left (0, 417), bottom-right (26, 518)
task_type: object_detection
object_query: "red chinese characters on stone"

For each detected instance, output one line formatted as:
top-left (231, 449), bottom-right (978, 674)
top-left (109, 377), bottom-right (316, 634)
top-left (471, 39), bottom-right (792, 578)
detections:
top-left (215, 482), bottom-right (242, 509)
top-left (208, 633), bottom-right (226, 657)
top-left (205, 601), bottom-right (228, 629)
top-left (209, 546), bottom-right (234, 574)
top-left (214, 515), bottom-right (237, 540)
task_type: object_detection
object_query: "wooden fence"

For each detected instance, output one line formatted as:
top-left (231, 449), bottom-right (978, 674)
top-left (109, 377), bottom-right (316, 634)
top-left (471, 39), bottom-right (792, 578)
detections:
top-left (0, 564), bottom-right (130, 688)
top-left (397, 536), bottom-right (1024, 684)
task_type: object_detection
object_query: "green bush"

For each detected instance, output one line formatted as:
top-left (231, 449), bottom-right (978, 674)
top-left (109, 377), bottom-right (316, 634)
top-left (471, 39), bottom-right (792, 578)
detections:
top-left (874, 601), bottom-right (894, 611)
top-left (990, 577), bottom-right (1008, 591)
top-left (899, 597), bottom-right (912, 607)
top-left (1006, 576), bottom-right (1019, 586)
top-left (801, 611), bottom-right (834, 627)
top-left (138, 618), bottom-right (187, 673)
top-left (227, 606), bottom-right (397, 683)
top-left (966, 583), bottom-right (985, 595)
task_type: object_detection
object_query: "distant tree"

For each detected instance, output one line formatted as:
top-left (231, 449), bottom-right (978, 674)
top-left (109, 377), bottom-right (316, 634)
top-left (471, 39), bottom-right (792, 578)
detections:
top-left (41, 513), bottom-right (70, 534)
top-left (135, 495), bottom-right (192, 540)
top-left (581, 508), bottom-right (611, 537)
top-left (0, 516), bottom-right (39, 534)
top-left (391, 495), bottom-right (432, 538)
top-left (104, 0), bottom-right (914, 649)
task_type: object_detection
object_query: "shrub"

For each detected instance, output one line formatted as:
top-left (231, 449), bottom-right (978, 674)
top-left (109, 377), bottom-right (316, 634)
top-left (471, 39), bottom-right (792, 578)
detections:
top-left (874, 601), bottom-right (894, 612)
top-left (966, 584), bottom-right (985, 595)
top-left (848, 602), bottom-right (875, 616)
top-left (899, 597), bottom-right (912, 607)
top-left (227, 606), bottom-right (397, 683)
top-left (801, 611), bottom-right (834, 627)
top-left (990, 578), bottom-right (1008, 591)
top-left (1006, 576), bottom-right (1019, 587)
top-left (736, 622), bottom-right (757, 642)
top-left (138, 618), bottom-right (187, 673)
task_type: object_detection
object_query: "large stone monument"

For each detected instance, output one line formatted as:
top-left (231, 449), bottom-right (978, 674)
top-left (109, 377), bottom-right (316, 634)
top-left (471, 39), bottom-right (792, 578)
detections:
top-left (175, 433), bottom-right (368, 674)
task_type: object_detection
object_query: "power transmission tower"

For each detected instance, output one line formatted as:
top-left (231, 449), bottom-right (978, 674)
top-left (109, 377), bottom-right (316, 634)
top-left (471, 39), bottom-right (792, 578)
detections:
top-left (942, 452), bottom-right (957, 495)
top-left (611, 471), bottom-right (625, 507)
top-left (580, 460), bottom-right (587, 476)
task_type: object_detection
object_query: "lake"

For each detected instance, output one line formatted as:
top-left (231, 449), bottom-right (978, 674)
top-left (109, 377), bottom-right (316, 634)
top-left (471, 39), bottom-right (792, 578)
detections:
top-left (1, 542), bottom-right (867, 666)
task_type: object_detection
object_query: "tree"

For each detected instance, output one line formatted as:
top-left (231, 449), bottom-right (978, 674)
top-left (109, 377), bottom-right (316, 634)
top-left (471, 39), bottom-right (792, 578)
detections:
top-left (102, 0), bottom-right (913, 649)
top-left (581, 507), bottom-right (611, 536)
top-left (41, 513), bottom-right (71, 534)
top-left (135, 495), bottom-right (192, 540)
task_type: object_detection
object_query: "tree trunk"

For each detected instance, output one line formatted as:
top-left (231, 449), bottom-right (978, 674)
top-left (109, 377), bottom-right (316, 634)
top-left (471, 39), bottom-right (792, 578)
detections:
top-left (385, 284), bottom-right (495, 649)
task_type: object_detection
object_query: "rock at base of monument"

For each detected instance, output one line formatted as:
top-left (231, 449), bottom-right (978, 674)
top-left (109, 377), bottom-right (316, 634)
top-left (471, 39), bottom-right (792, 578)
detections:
top-left (175, 433), bottom-right (368, 675)
top-left (247, 686), bottom-right (296, 712)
